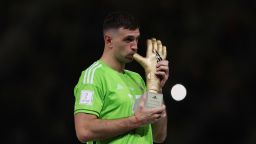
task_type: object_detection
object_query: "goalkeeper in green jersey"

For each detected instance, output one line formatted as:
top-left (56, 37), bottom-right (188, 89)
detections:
top-left (74, 11), bottom-right (169, 144)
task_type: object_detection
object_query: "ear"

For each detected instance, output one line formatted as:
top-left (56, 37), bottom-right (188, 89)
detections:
top-left (104, 34), bottom-right (113, 48)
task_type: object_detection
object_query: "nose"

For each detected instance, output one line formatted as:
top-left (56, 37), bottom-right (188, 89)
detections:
top-left (131, 41), bottom-right (138, 52)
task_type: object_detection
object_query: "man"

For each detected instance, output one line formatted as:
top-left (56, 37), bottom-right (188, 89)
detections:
top-left (74, 12), bottom-right (169, 144)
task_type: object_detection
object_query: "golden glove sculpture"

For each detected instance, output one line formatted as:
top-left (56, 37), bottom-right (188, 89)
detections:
top-left (133, 38), bottom-right (167, 108)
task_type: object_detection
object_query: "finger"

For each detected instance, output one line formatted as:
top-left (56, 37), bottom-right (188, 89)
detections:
top-left (156, 65), bottom-right (169, 73)
top-left (161, 111), bottom-right (166, 118)
top-left (157, 40), bottom-right (163, 56)
top-left (153, 114), bottom-right (161, 119)
top-left (155, 71), bottom-right (166, 79)
top-left (162, 46), bottom-right (167, 59)
top-left (139, 93), bottom-right (147, 109)
top-left (162, 104), bottom-right (166, 109)
top-left (161, 105), bottom-right (167, 117)
top-left (146, 39), bottom-right (153, 57)
top-left (156, 62), bottom-right (169, 72)
top-left (151, 106), bottom-right (165, 114)
top-left (156, 60), bottom-right (169, 68)
top-left (155, 66), bottom-right (169, 74)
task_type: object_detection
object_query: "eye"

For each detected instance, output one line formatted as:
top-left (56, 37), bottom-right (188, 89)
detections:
top-left (124, 37), bottom-right (134, 43)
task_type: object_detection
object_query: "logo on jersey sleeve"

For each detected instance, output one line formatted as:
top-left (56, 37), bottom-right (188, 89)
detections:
top-left (79, 90), bottom-right (94, 105)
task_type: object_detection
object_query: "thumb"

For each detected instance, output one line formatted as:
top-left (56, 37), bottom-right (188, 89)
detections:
top-left (139, 93), bottom-right (147, 110)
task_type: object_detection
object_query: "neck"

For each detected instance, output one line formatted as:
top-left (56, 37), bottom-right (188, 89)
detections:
top-left (100, 47), bottom-right (125, 73)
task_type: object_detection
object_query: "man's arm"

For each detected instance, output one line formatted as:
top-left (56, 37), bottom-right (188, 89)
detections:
top-left (152, 60), bottom-right (169, 143)
top-left (75, 104), bottom-right (165, 143)
top-left (74, 113), bottom-right (138, 142)
top-left (152, 105), bottom-right (167, 143)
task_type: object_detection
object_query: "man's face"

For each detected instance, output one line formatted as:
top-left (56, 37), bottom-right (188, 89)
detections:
top-left (111, 27), bottom-right (140, 63)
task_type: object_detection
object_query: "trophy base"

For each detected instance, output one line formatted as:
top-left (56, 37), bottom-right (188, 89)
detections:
top-left (145, 92), bottom-right (163, 109)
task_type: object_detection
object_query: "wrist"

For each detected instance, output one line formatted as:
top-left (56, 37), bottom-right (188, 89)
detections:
top-left (130, 115), bottom-right (141, 127)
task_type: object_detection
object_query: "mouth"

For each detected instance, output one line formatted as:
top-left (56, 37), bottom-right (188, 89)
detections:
top-left (130, 53), bottom-right (135, 56)
top-left (126, 53), bottom-right (135, 59)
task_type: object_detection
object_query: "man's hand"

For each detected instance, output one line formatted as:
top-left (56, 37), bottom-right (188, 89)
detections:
top-left (133, 94), bottom-right (166, 125)
top-left (156, 60), bottom-right (169, 88)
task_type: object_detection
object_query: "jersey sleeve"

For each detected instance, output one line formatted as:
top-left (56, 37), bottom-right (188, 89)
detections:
top-left (74, 71), bottom-right (104, 117)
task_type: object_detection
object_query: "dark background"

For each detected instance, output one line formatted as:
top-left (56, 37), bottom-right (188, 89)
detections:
top-left (1, 0), bottom-right (255, 143)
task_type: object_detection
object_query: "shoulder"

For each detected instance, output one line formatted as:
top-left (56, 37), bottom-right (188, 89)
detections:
top-left (81, 61), bottom-right (105, 85)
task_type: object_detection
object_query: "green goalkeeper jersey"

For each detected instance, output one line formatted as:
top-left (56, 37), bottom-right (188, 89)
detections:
top-left (74, 60), bottom-right (153, 144)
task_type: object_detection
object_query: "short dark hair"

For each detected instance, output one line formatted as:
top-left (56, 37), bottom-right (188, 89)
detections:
top-left (103, 11), bottom-right (139, 33)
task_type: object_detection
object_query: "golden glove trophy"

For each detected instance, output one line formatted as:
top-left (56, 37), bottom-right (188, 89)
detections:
top-left (133, 38), bottom-right (167, 109)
